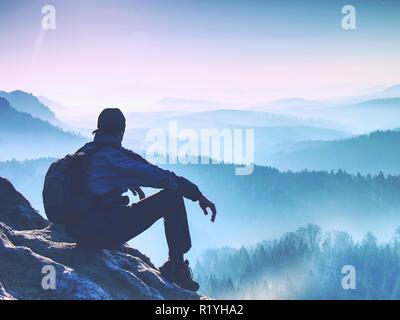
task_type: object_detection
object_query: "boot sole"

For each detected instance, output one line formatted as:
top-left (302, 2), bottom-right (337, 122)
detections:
top-left (159, 266), bottom-right (199, 292)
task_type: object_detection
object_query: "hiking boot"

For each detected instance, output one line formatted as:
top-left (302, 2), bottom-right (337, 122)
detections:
top-left (159, 259), bottom-right (200, 292)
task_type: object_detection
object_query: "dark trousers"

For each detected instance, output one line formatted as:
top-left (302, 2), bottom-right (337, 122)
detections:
top-left (66, 189), bottom-right (192, 258)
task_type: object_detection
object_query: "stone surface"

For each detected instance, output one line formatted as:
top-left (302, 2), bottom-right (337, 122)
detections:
top-left (0, 177), bottom-right (203, 300)
top-left (0, 177), bottom-right (48, 230)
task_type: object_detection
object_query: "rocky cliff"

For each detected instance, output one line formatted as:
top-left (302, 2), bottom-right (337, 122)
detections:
top-left (0, 177), bottom-right (202, 300)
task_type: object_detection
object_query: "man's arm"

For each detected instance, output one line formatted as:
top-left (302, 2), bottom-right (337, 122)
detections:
top-left (111, 148), bottom-right (217, 221)
top-left (111, 149), bottom-right (202, 200)
top-left (174, 175), bottom-right (202, 201)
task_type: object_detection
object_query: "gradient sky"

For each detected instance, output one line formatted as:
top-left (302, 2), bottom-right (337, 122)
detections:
top-left (0, 0), bottom-right (399, 110)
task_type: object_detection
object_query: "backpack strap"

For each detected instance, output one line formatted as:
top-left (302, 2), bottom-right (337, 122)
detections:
top-left (75, 141), bottom-right (121, 157)
top-left (76, 141), bottom-right (146, 164)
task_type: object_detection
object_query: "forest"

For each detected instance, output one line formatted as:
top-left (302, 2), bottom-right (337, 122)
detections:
top-left (268, 130), bottom-right (400, 175)
top-left (2, 158), bottom-right (400, 222)
top-left (195, 224), bottom-right (400, 299)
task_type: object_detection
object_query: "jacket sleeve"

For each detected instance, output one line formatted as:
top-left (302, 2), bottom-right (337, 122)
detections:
top-left (174, 175), bottom-right (203, 202)
top-left (110, 149), bottom-right (202, 201)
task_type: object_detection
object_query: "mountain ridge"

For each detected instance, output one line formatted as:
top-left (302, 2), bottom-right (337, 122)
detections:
top-left (0, 97), bottom-right (84, 160)
top-left (267, 130), bottom-right (400, 174)
top-left (0, 90), bottom-right (62, 126)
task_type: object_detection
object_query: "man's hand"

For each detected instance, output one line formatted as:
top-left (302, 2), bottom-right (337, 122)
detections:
top-left (130, 186), bottom-right (145, 200)
top-left (199, 195), bottom-right (217, 223)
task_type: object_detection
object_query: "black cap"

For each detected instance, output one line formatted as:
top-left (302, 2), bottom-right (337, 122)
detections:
top-left (93, 108), bottom-right (126, 135)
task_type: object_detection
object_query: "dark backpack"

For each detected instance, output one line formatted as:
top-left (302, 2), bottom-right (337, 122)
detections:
top-left (42, 144), bottom-right (110, 225)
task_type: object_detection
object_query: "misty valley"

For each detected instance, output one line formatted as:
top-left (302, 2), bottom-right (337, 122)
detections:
top-left (1, 86), bottom-right (400, 299)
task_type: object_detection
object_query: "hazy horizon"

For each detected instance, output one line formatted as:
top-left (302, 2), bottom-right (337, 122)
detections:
top-left (1, 0), bottom-right (400, 111)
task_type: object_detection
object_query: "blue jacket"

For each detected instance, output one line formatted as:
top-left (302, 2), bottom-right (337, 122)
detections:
top-left (78, 133), bottom-right (202, 201)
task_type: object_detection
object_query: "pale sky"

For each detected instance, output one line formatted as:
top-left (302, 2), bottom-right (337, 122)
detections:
top-left (0, 0), bottom-right (399, 111)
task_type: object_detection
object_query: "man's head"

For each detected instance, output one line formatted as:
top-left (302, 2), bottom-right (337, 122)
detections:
top-left (93, 108), bottom-right (126, 138)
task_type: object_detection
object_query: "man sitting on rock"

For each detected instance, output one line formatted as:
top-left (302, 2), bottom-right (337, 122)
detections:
top-left (64, 108), bottom-right (217, 292)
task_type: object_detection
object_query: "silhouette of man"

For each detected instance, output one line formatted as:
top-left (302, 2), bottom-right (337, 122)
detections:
top-left (66, 108), bottom-right (216, 291)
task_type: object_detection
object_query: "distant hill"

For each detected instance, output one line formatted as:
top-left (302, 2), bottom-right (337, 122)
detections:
top-left (353, 97), bottom-right (400, 109)
top-left (340, 84), bottom-right (400, 105)
top-left (0, 90), bottom-right (62, 126)
top-left (304, 98), bottom-right (400, 133)
top-left (135, 109), bottom-right (348, 132)
top-left (375, 84), bottom-right (400, 99)
top-left (0, 97), bottom-right (84, 160)
top-left (246, 86), bottom-right (400, 133)
top-left (123, 109), bottom-right (349, 163)
top-left (147, 98), bottom-right (228, 112)
top-left (174, 109), bottom-right (329, 127)
top-left (252, 98), bottom-right (321, 112)
top-left (267, 130), bottom-right (400, 175)
top-left (37, 95), bottom-right (69, 117)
